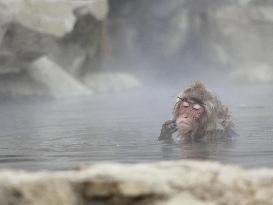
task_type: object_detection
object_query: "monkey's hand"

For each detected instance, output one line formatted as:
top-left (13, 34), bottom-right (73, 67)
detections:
top-left (158, 120), bottom-right (177, 141)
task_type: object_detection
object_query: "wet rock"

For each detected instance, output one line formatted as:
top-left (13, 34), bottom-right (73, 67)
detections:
top-left (0, 0), bottom-right (108, 37)
top-left (84, 72), bottom-right (140, 92)
top-left (109, 0), bottom-right (273, 83)
top-left (211, 3), bottom-right (273, 82)
top-left (231, 63), bottom-right (273, 83)
top-left (0, 161), bottom-right (273, 205)
top-left (0, 0), bottom-right (111, 97)
top-left (28, 57), bottom-right (92, 97)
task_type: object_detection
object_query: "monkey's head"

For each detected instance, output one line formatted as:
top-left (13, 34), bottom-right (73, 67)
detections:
top-left (173, 81), bottom-right (222, 140)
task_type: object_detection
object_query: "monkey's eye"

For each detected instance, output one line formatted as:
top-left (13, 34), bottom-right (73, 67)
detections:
top-left (193, 104), bottom-right (201, 110)
top-left (182, 101), bottom-right (190, 107)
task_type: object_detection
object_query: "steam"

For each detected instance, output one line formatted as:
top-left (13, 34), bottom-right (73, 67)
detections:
top-left (29, 56), bottom-right (92, 97)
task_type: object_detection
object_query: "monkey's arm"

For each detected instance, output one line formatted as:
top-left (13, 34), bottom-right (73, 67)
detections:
top-left (158, 120), bottom-right (177, 142)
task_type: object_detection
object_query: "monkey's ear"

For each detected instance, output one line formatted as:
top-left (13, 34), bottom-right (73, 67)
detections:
top-left (177, 96), bottom-right (185, 101)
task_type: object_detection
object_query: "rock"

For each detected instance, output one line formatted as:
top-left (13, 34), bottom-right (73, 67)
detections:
top-left (0, 0), bottom-right (109, 97)
top-left (0, 161), bottom-right (273, 205)
top-left (108, 0), bottom-right (273, 83)
top-left (0, 0), bottom-right (108, 37)
top-left (84, 72), bottom-right (141, 92)
top-left (0, 3), bottom-right (12, 43)
top-left (212, 3), bottom-right (273, 73)
top-left (231, 63), bottom-right (273, 83)
top-left (28, 56), bottom-right (92, 97)
top-left (163, 193), bottom-right (216, 205)
top-left (0, 56), bottom-right (93, 98)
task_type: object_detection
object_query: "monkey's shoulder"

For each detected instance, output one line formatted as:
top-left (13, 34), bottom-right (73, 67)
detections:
top-left (205, 126), bottom-right (238, 139)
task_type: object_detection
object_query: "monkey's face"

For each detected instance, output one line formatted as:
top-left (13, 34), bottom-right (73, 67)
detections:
top-left (176, 98), bottom-right (205, 133)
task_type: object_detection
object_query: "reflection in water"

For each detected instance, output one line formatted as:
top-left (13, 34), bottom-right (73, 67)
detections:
top-left (161, 136), bottom-right (234, 161)
top-left (0, 88), bottom-right (273, 170)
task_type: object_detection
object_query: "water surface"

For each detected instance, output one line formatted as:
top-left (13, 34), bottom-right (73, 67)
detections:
top-left (0, 88), bottom-right (273, 170)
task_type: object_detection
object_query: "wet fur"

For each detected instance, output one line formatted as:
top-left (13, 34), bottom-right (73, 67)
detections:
top-left (173, 81), bottom-right (233, 141)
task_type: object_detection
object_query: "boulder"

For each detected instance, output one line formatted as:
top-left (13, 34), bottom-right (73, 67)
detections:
top-left (0, 0), bottom-right (123, 97)
top-left (28, 57), bottom-right (92, 97)
top-left (0, 160), bottom-right (272, 205)
top-left (84, 72), bottom-right (140, 92)
top-left (108, 0), bottom-right (273, 83)
top-left (0, 0), bottom-right (108, 37)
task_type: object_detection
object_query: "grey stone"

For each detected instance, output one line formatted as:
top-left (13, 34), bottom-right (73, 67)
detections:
top-left (109, 0), bottom-right (273, 83)
top-left (0, 161), bottom-right (272, 205)
top-left (0, 0), bottom-right (113, 97)
top-left (0, 0), bottom-right (108, 37)
top-left (28, 56), bottom-right (92, 97)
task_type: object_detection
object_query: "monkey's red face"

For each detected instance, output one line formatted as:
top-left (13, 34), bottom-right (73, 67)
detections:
top-left (176, 98), bottom-right (205, 133)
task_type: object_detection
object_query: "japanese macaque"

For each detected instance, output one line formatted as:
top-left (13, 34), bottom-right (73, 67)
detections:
top-left (159, 81), bottom-right (234, 142)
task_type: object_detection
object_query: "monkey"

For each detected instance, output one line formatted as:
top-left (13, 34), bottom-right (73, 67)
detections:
top-left (159, 81), bottom-right (235, 143)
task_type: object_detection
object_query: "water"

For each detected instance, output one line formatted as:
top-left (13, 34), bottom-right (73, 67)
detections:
top-left (0, 88), bottom-right (273, 171)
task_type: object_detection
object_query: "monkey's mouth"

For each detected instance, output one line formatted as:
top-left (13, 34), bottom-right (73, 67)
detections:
top-left (177, 120), bottom-right (191, 127)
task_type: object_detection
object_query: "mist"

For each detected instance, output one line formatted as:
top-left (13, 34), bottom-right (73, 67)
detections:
top-left (108, 0), bottom-right (273, 82)
top-left (0, 0), bottom-right (272, 101)
top-left (0, 0), bottom-right (273, 170)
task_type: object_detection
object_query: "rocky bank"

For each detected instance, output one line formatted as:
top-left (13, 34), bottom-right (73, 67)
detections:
top-left (0, 0), bottom-right (140, 97)
top-left (0, 0), bottom-right (273, 95)
top-left (108, 0), bottom-right (273, 83)
top-left (0, 160), bottom-right (272, 205)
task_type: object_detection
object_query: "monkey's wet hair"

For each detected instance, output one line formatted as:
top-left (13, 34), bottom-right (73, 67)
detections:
top-left (177, 96), bottom-right (205, 107)
top-left (173, 81), bottom-right (233, 140)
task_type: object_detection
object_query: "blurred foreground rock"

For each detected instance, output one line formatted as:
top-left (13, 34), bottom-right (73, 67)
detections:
top-left (0, 160), bottom-right (272, 205)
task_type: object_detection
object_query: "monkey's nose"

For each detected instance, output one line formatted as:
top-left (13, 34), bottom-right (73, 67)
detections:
top-left (183, 114), bottom-right (188, 118)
